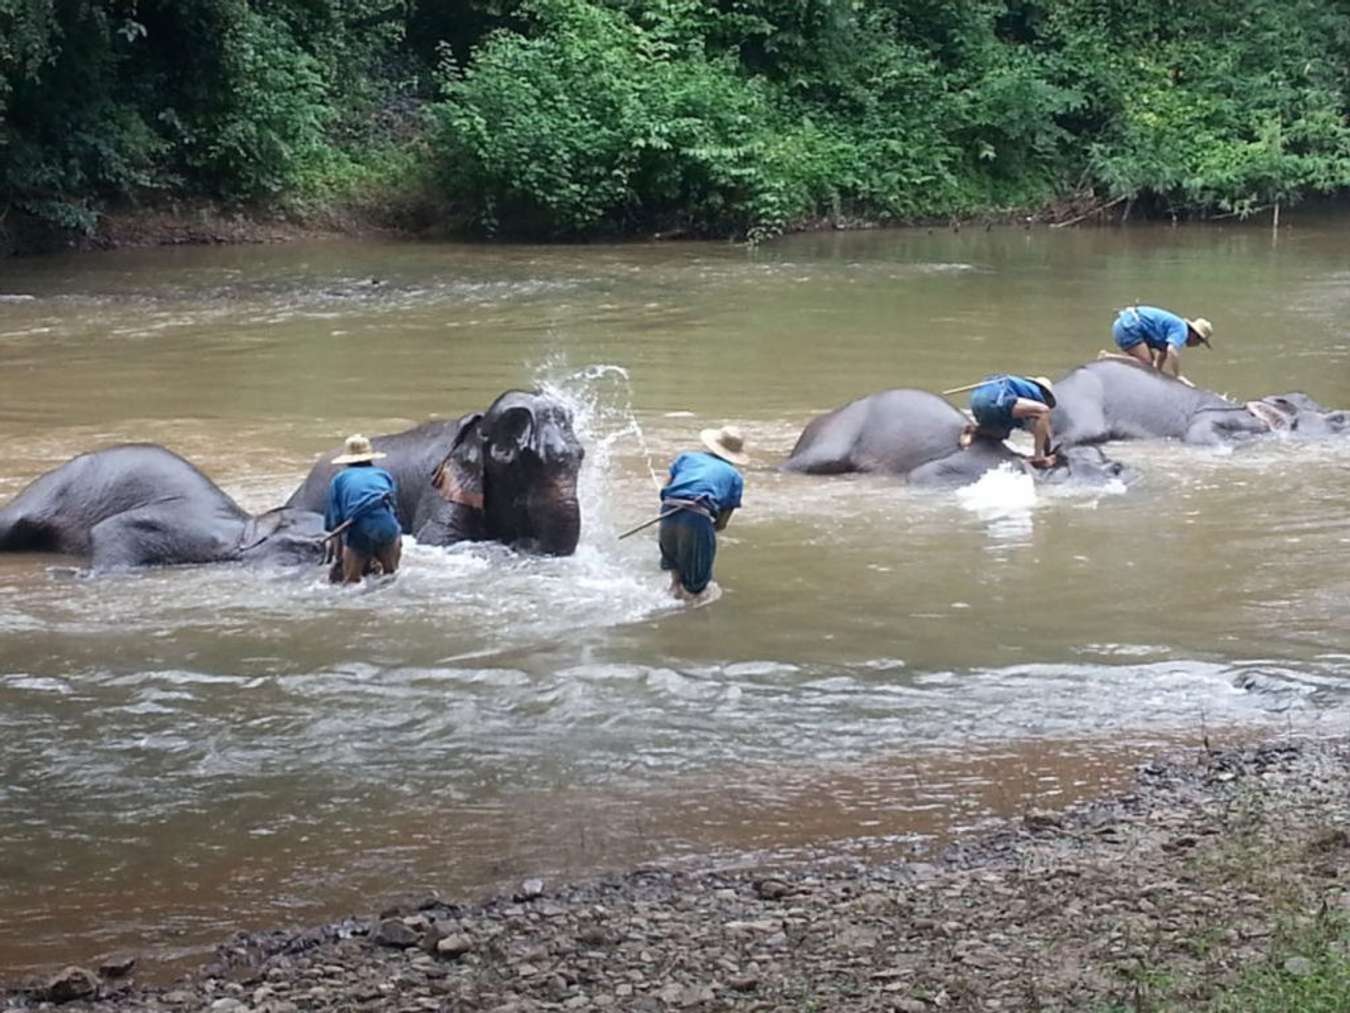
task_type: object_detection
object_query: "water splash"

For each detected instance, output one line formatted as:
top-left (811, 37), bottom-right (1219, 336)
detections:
top-left (955, 464), bottom-right (1036, 540)
top-left (534, 358), bottom-right (666, 535)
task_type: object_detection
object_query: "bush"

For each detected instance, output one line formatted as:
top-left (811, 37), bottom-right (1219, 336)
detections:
top-left (6, 0), bottom-right (1350, 246)
top-left (430, 0), bottom-right (850, 238)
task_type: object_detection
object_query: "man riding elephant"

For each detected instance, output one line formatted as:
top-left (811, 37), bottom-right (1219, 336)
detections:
top-left (783, 388), bottom-right (1132, 488)
top-left (961, 374), bottom-right (1057, 467)
top-left (287, 389), bottom-right (584, 556)
top-left (1104, 305), bottom-right (1213, 387)
top-left (0, 445), bottom-right (325, 569)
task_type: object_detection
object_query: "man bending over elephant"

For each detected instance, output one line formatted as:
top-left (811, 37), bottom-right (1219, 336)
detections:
top-left (326, 434), bottom-right (401, 584)
top-left (1105, 305), bottom-right (1213, 387)
top-left (658, 426), bottom-right (747, 601)
top-left (960, 374), bottom-right (1057, 467)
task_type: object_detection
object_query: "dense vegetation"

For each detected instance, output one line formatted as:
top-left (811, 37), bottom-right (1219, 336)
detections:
top-left (3, 0), bottom-right (1350, 246)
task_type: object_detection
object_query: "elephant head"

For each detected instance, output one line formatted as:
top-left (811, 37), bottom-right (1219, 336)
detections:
top-left (237, 508), bottom-right (328, 566)
top-left (432, 390), bottom-right (584, 555)
top-left (1246, 394), bottom-right (1349, 437)
top-left (1036, 445), bottom-right (1137, 487)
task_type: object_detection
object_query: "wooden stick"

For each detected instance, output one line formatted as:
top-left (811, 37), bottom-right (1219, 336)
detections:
top-left (617, 508), bottom-right (678, 541)
top-left (1095, 351), bottom-right (1142, 365)
top-left (1050, 195), bottom-right (1127, 229)
top-left (941, 382), bottom-right (985, 396)
top-left (318, 517), bottom-right (355, 543)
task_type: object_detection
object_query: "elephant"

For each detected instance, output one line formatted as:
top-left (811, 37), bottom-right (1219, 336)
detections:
top-left (1052, 360), bottom-right (1349, 447)
top-left (286, 389), bottom-right (584, 556)
top-left (782, 388), bottom-right (1134, 487)
top-left (0, 445), bottom-right (326, 569)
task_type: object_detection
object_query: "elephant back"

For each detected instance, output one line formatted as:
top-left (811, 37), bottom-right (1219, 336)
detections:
top-left (285, 418), bottom-right (470, 530)
top-left (851, 389), bottom-right (969, 474)
top-left (0, 444), bottom-right (248, 556)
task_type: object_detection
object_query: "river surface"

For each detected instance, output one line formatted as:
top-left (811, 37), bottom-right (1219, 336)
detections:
top-left (1, 220), bottom-right (1349, 977)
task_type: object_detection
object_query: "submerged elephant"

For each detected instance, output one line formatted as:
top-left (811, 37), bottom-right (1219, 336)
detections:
top-left (0, 445), bottom-right (325, 568)
top-left (782, 388), bottom-right (1132, 487)
top-left (1052, 360), bottom-right (1349, 447)
top-left (286, 389), bottom-right (584, 555)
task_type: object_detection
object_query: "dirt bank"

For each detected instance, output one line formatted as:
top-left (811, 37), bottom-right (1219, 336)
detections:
top-left (6, 736), bottom-right (1350, 1011)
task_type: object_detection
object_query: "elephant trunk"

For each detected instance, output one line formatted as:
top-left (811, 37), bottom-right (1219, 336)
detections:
top-left (526, 473), bottom-right (581, 556)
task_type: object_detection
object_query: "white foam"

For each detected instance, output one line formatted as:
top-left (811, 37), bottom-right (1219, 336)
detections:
top-left (952, 464), bottom-right (1039, 541)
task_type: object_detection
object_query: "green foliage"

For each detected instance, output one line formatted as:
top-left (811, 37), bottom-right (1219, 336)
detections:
top-left (431, 0), bottom-right (828, 237)
top-left (186, 7), bottom-right (333, 198)
top-left (1050, 0), bottom-right (1350, 215)
top-left (4, 0), bottom-right (1350, 244)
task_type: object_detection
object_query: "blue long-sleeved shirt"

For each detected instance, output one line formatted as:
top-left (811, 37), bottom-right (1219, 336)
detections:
top-left (660, 452), bottom-right (744, 515)
top-left (1114, 306), bottom-right (1190, 350)
top-left (325, 465), bottom-right (397, 531)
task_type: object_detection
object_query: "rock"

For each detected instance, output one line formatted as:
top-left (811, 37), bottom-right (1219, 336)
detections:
top-left (1023, 809), bottom-right (1062, 831)
top-left (656, 982), bottom-right (685, 1004)
top-left (1284, 956), bottom-right (1314, 977)
top-left (210, 999), bottom-right (246, 1012)
top-left (515, 878), bottom-right (545, 901)
top-left (43, 966), bottom-right (99, 1003)
top-left (575, 925), bottom-right (610, 946)
top-left (725, 919), bottom-right (778, 934)
top-left (754, 879), bottom-right (791, 900)
top-left (728, 974), bottom-right (758, 992)
top-left (163, 989), bottom-right (193, 1004)
top-left (419, 921), bottom-right (447, 953)
top-left (372, 917), bottom-right (420, 948)
top-left (99, 954), bottom-right (137, 978)
top-left (437, 934), bottom-right (475, 958)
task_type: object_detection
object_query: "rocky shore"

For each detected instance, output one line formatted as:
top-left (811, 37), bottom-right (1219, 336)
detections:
top-left (7, 737), bottom-right (1350, 1012)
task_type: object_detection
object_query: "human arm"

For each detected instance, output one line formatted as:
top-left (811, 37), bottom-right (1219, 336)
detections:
top-left (1157, 346), bottom-right (1193, 385)
top-left (1012, 399), bottom-right (1054, 463)
top-left (717, 469), bottom-right (744, 528)
top-left (324, 476), bottom-right (342, 531)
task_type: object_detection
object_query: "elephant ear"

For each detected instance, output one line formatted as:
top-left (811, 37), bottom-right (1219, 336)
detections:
top-left (431, 412), bottom-right (486, 512)
top-left (1245, 400), bottom-right (1292, 433)
top-left (485, 405), bottom-right (534, 467)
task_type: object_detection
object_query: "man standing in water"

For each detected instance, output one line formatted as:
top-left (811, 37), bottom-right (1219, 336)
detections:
top-left (961, 374), bottom-right (1058, 467)
top-left (658, 425), bottom-right (747, 600)
top-left (1105, 305), bottom-right (1213, 387)
top-left (326, 434), bottom-right (401, 584)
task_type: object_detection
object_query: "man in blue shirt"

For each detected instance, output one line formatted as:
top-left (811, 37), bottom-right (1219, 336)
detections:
top-left (326, 434), bottom-right (401, 584)
top-left (1108, 305), bottom-right (1213, 387)
top-left (658, 425), bottom-right (747, 600)
top-left (962, 374), bottom-right (1057, 466)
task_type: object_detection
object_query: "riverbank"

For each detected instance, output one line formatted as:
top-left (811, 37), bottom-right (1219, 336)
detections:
top-left (6, 735), bottom-right (1350, 1011)
top-left (0, 189), bottom-right (1143, 259)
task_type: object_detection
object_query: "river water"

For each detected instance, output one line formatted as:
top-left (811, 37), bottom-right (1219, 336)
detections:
top-left (1, 220), bottom-right (1348, 976)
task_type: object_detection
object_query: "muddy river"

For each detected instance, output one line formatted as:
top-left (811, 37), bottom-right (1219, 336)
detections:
top-left (1, 219), bottom-right (1348, 976)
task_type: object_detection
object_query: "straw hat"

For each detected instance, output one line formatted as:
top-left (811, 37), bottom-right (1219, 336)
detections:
top-left (331, 433), bottom-right (387, 465)
top-left (1029, 376), bottom-right (1057, 408)
top-left (1186, 317), bottom-right (1214, 347)
top-left (700, 425), bottom-right (750, 466)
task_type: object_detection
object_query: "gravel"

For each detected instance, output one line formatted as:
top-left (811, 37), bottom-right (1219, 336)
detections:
top-left (7, 737), bottom-right (1350, 1011)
